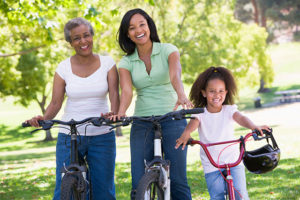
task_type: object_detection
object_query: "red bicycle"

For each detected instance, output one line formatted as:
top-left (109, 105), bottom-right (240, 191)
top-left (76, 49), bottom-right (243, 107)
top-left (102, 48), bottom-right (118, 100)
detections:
top-left (187, 129), bottom-right (280, 200)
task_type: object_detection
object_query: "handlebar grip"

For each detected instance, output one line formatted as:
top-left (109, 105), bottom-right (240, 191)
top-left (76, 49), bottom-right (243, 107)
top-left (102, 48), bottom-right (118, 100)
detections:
top-left (22, 122), bottom-right (31, 127)
top-left (252, 128), bottom-right (273, 141)
top-left (183, 108), bottom-right (204, 115)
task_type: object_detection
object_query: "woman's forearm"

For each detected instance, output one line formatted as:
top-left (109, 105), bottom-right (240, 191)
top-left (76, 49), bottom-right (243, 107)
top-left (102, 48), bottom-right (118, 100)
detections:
top-left (118, 88), bottom-right (132, 115)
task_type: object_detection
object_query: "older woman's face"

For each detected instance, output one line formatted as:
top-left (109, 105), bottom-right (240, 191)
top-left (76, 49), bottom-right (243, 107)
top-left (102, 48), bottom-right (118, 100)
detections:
top-left (70, 24), bottom-right (93, 56)
top-left (128, 14), bottom-right (151, 46)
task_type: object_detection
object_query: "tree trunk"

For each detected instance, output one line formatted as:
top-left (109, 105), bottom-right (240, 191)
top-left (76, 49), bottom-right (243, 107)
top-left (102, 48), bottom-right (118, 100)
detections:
top-left (36, 95), bottom-right (54, 141)
top-left (251, 0), bottom-right (259, 24)
top-left (257, 79), bottom-right (271, 93)
top-left (116, 127), bottom-right (123, 137)
top-left (44, 129), bottom-right (54, 141)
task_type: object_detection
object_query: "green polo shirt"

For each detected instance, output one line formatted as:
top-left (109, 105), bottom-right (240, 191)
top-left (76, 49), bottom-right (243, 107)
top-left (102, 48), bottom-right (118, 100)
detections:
top-left (119, 42), bottom-right (179, 116)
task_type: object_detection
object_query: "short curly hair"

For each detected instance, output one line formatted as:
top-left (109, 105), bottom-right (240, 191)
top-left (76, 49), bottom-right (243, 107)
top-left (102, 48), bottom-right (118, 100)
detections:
top-left (64, 17), bottom-right (94, 43)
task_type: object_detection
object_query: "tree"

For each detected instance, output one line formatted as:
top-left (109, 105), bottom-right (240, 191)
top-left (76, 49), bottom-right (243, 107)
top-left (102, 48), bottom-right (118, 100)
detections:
top-left (0, 0), bottom-right (124, 138)
top-left (145, 0), bottom-right (273, 90)
top-left (1, 0), bottom-right (275, 137)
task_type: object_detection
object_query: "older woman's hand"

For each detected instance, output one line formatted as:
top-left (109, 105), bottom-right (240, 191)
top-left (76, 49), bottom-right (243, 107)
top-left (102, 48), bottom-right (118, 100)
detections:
top-left (26, 115), bottom-right (45, 127)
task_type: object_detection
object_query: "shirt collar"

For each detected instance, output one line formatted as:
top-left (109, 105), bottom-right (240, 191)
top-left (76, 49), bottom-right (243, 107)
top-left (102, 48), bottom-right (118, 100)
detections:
top-left (129, 42), bottom-right (161, 61)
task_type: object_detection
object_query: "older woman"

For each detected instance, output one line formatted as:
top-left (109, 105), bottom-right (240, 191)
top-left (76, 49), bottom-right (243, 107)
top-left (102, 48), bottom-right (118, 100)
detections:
top-left (26, 17), bottom-right (119, 200)
top-left (117, 8), bottom-right (193, 200)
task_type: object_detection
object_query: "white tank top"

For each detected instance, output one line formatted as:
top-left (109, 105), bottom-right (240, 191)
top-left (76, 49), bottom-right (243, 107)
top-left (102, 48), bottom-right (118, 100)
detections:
top-left (56, 55), bottom-right (115, 136)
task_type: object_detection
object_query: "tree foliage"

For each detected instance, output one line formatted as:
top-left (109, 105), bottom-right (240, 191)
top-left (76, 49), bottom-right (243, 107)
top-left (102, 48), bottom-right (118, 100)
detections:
top-left (1, 0), bottom-right (274, 110)
top-left (143, 0), bottom-right (273, 89)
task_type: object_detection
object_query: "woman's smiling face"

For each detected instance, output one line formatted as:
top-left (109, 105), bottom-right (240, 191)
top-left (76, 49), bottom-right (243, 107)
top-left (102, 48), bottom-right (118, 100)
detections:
top-left (127, 13), bottom-right (151, 46)
top-left (70, 24), bottom-right (93, 56)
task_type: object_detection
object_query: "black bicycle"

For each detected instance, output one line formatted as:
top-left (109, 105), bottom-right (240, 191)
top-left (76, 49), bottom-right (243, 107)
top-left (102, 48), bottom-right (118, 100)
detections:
top-left (22, 117), bottom-right (116, 200)
top-left (110, 108), bottom-right (204, 200)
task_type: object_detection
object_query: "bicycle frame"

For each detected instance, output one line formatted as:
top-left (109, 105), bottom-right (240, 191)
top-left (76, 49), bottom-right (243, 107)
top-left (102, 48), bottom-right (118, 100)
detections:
top-left (22, 117), bottom-right (101, 199)
top-left (116, 108), bottom-right (204, 200)
top-left (188, 132), bottom-right (254, 200)
top-left (148, 121), bottom-right (171, 200)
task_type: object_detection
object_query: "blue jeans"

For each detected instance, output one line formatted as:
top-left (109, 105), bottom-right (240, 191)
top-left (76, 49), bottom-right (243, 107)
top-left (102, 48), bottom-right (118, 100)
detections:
top-left (130, 118), bottom-right (192, 200)
top-left (53, 132), bottom-right (116, 200)
top-left (204, 165), bottom-right (249, 200)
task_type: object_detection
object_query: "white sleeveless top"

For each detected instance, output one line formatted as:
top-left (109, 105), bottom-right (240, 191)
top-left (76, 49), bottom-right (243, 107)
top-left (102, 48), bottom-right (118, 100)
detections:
top-left (56, 55), bottom-right (115, 136)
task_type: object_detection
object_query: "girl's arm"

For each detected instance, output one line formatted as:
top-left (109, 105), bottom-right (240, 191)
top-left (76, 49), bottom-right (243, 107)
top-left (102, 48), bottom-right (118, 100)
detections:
top-left (107, 65), bottom-right (120, 115)
top-left (233, 111), bottom-right (270, 134)
top-left (168, 51), bottom-right (193, 110)
top-left (117, 68), bottom-right (133, 117)
top-left (27, 73), bottom-right (65, 127)
top-left (175, 118), bottom-right (200, 150)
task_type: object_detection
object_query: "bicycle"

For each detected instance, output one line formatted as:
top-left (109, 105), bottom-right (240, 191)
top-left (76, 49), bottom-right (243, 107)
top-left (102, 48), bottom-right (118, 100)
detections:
top-left (186, 129), bottom-right (280, 200)
top-left (112, 108), bottom-right (204, 200)
top-left (22, 116), bottom-right (116, 200)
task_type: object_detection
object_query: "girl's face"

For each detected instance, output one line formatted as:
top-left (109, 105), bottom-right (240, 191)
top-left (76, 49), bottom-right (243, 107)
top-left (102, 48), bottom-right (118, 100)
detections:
top-left (202, 78), bottom-right (227, 113)
top-left (70, 24), bottom-right (93, 57)
top-left (128, 14), bottom-right (151, 47)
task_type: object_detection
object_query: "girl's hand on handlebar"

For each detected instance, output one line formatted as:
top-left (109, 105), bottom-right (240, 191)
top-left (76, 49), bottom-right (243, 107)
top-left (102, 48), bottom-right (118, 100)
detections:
top-left (173, 95), bottom-right (194, 111)
top-left (175, 132), bottom-right (191, 150)
top-left (26, 115), bottom-right (44, 127)
top-left (253, 125), bottom-right (271, 136)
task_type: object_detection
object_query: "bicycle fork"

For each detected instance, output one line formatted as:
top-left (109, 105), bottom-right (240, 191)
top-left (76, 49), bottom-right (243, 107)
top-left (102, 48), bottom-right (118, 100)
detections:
top-left (153, 122), bottom-right (171, 200)
top-left (223, 166), bottom-right (235, 200)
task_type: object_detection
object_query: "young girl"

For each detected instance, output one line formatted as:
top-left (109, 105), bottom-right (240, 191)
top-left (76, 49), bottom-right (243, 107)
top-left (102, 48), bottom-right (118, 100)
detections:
top-left (175, 66), bottom-right (270, 200)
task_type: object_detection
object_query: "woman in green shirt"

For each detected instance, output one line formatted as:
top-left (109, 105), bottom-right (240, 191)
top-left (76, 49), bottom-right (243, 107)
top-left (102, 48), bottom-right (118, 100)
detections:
top-left (117, 8), bottom-right (193, 200)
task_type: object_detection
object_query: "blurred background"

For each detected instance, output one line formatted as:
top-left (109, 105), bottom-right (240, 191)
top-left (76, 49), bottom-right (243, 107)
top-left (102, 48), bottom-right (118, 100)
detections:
top-left (0, 0), bottom-right (299, 199)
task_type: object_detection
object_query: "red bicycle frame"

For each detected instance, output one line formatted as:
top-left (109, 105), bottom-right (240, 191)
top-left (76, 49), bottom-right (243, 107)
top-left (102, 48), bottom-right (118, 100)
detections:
top-left (188, 131), bottom-right (254, 200)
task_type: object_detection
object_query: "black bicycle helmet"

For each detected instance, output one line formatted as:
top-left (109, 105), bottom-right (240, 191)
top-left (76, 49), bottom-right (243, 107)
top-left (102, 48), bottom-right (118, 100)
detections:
top-left (243, 130), bottom-right (280, 174)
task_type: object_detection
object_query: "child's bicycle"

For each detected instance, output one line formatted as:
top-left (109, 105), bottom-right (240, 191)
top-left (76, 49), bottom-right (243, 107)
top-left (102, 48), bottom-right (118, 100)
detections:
top-left (112, 108), bottom-right (204, 200)
top-left (187, 129), bottom-right (280, 200)
top-left (22, 116), bottom-right (117, 200)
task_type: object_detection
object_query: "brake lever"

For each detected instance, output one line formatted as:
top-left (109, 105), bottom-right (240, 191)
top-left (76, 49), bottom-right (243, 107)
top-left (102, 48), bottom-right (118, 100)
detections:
top-left (252, 130), bottom-right (268, 141)
top-left (30, 128), bottom-right (43, 134)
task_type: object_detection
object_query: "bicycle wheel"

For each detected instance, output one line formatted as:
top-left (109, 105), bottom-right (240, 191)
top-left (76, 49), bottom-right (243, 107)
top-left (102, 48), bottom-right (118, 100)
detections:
top-left (60, 174), bottom-right (86, 200)
top-left (135, 170), bottom-right (164, 200)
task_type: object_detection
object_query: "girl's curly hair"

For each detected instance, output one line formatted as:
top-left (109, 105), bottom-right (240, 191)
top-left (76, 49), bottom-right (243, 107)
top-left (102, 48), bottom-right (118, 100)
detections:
top-left (190, 66), bottom-right (238, 108)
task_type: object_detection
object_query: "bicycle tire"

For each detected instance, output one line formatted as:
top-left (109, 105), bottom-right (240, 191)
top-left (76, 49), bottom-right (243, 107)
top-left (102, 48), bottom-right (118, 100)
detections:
top-left (135, 170), bottom-right (164, 200)
top-left (60, 174), bottom-right (86, 200)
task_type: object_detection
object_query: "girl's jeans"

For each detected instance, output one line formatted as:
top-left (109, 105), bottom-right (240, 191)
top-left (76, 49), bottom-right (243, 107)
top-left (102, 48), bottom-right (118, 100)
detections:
top-left (130, 117), bottom-right (192, 200)
top-left (53, 131), bottom-right (116, 200)
top-left (204, 164), bottom-right (249, 200)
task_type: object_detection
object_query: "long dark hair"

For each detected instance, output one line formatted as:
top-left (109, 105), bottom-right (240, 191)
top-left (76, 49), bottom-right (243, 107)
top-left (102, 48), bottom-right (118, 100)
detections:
top-left (117, 8), bottom-right (160, 55)
top-left (190, 66), bottom-right (237, 108)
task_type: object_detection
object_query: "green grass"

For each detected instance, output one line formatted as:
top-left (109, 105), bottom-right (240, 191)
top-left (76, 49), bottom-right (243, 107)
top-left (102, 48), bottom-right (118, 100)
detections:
top-left (237, 42), bottom-right (300, 110)
top-left (1, 42), bottom-right (300, 199)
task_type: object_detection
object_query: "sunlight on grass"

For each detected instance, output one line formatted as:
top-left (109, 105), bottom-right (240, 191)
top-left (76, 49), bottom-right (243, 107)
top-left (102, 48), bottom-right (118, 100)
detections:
top-left (1, 43), bottom-right (300, 199)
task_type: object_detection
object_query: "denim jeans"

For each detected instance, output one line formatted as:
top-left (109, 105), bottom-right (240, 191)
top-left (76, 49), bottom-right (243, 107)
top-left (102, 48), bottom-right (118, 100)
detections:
top-left (204, 165), bottom-right (249, 200)
top-left (130, 117), bottom-right (192, 200)
top-left (53, 132), bottom-right (116, 200)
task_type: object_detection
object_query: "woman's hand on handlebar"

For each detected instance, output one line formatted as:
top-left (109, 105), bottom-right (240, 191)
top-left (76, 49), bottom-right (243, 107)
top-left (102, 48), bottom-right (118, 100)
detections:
top-left (252, 125), bottom-right (271, 136)
top-left (110, 112), bottom-right (126, 122)
top-left (173, 94), bottom-right (194, 111)
top-left (26, 115), bottom-right (44, 127)
top-left (101, 112), bottom-right (115, 118)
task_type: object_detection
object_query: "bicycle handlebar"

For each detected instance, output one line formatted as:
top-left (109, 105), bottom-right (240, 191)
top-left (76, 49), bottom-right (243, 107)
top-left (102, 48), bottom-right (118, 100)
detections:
top-left (22, 108), bottom-right (204, 132)
top-left (124, 108), bottom-right (204, 123)
top-left (21, 117), bottom-right (113, 133)
top-left (187, 128), bottom-right (273, 169)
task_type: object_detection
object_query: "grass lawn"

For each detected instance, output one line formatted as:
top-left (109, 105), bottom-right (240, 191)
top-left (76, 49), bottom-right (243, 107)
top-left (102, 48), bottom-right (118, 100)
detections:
top-left (1, 42), bottom-right (300, 199)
